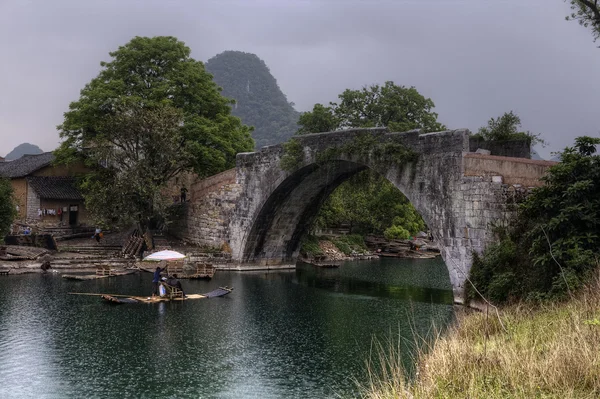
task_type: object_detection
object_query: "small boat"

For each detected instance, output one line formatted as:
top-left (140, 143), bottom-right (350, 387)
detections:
top-left (70, 286), bottom-right (233, 304)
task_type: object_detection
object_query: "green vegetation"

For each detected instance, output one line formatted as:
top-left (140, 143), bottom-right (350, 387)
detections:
top-left (360, 280), bottom-right (600, 398)
top-left (4, 143), bottom-right (43, 160)
top-left (469, 136), bottom-right (600, 303)
top-left (205, 51), bottom-right (300, 148)
top-left (279, 138), bottom-right (304, 172)
top-left (55, 36), bottom-right (254, 230)
top-left (332, 234), bottom-right (369, 255)
top-left (314, 171), bottom-right (425, 237)
top-left (298, 81), bottom-right (445, 134)
top-left (471, 111), bottom-right (543, 145)
top-left (300, 234), bottom-right (323, 257)
top-left (0, 178), bottom-right (15, 238)
top-left (300, 234), bottom-right (368, 258)
top-left (566, 0), bottom-right (600, 42)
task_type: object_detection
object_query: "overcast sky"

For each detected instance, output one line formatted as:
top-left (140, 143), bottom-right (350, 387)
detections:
top-left (1, 0), bottom-right (598, 159)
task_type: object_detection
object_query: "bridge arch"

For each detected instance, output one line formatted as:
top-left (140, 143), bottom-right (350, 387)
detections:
top-left (230, 128), bottom-right (484, 303)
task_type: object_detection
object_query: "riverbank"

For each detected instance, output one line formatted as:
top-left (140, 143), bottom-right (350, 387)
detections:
top-left (300, 234), bottom-right (440, 266)
top-left (360, 279), bottom-right (600, 398)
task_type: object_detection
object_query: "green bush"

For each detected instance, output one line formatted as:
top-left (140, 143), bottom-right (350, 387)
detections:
top-left (383, 225), bottom-right (410, 240)
top-left (0, 178), bottom-right (16, 239)
top-left (300, 234), bottom-right (323, 257)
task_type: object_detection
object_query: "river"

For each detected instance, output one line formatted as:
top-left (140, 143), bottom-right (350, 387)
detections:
top-left (0, 257), bottom-right (454, 399)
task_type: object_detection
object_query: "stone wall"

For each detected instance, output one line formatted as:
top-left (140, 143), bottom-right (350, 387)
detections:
top-left (169, 171), bottom-right (241, 248)
top-left (190, 169), bottom-right (236, 199)
top-left (26, 180), bottom-right (40, 221)
top-left (469, 137), bottom-right (531, 159)
top-left (463, 153), bottom-right (556, 187)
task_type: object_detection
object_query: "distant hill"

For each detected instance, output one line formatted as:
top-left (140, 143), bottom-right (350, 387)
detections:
top-left (530, 148), bottom-right (543, 160)
top-left (550, 153), bottom-right (562, 162)
top-left (205, 51), bottom-right (300, 149)
top-left (5, 143), bottom-right (43, 160)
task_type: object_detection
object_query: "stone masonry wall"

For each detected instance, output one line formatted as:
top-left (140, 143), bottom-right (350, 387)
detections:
top-left (169, 178), bottom-right (241, 248)
top-left (464, 153), bottom-right (556, 187)
top-left (26, 180), bottom-right (40, 221)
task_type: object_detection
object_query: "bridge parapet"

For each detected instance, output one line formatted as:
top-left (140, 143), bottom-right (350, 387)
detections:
top-left (463, 153), bottom-right (557, 187)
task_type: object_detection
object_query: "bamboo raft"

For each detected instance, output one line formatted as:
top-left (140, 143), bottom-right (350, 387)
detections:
top-left (69, 285), bottom-right (233, 304)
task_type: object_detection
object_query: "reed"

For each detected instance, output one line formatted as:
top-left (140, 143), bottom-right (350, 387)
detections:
top-left (358, 278), bottom-right (600, 398)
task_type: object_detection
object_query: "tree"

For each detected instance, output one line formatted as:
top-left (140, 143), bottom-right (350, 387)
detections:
top-left (56, 36), bottom-right (254, 229)
top-left (297, 104), bottom-right (339, 134)
top-left (0, 178), bottom-right (16, 238)
top-left (474, 111), bottom-right (542, 144)
top-left (566, 0), bottom-right (600, 42)
top-left (298, 81), bottom-right (445, 134)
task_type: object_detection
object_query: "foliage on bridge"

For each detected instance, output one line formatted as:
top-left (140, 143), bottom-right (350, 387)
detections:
top-left (280, 133), bottom-right (419, 172)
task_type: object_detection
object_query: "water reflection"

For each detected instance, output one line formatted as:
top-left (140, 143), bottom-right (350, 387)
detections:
top-left (0, 257), bottom-right (453, 398)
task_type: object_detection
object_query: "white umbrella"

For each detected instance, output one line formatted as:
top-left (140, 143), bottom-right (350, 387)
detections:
top-left (143, 250), bottom-right (186, 261)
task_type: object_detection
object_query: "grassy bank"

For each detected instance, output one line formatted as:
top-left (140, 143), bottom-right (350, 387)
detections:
top-left (360, 280), bottom-right (600, 398)
top-left (300, 234), bottom-right (368, 258)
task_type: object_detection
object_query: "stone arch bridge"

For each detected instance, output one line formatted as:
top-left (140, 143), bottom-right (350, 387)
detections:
top-left (173, 128), bottom-right (555, 303)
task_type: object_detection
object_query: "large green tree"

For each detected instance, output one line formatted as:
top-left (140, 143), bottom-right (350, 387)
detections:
top-left (566, 0), bottom-right (600, 42)
top-left (0, 178), bottom-right (16, 238)
top-left (298, 81), bottom-right (445, 134)
top-left (298, 82), bottom-right (443, 237)
top-left (56, 36), bottom-right (254, 229)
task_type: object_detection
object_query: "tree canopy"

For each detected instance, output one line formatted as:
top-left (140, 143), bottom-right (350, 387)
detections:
top-left (205, 51), bottom-right (300, 148)
top-left (566, 0), bottom-right (600, 42)
top-left (0, 178), bottom-right (15, 238)
top-left (56, 36), bottom-right (254, 229)
top-left (474, 111), bottom-right (542, 144)
top-left (298, 81), bottom-right (445, 134)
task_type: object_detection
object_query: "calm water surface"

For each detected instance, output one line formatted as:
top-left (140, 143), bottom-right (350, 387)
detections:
top-left (0, 258), bottom-right (454, 398)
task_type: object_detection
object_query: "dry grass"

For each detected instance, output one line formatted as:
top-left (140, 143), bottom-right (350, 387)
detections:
top-left (359, 280), bottom-right (600, 399)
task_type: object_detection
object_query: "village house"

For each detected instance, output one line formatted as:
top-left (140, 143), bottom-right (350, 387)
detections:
top-left (0, 152), bottom-right (90, 226)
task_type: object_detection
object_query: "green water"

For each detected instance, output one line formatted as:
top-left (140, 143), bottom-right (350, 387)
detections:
top-left (0, 258), bottom-right (454, 398)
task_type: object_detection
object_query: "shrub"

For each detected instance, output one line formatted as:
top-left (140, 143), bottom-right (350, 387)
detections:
top-left (383, 225), bottom-right (410, 240)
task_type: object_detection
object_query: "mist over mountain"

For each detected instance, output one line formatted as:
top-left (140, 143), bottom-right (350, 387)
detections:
top-left (4, 143), bottom-right (43, 160)
top-left (205, 51), bottom-right (300, 149)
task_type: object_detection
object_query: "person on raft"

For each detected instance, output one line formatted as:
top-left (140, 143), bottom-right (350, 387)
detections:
top-left (166, 274), bottom-right (185, 297)
top-left (152, 265), bottom-right (166, 297)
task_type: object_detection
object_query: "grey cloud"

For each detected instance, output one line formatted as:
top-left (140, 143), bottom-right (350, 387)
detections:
top-left (1, 0), bottom-right (598, 159)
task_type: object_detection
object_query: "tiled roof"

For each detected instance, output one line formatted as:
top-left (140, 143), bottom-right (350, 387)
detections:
top-left (27, 176), bottom-right (83, 200)
top-left (0, 152), bottom-right (54, 178)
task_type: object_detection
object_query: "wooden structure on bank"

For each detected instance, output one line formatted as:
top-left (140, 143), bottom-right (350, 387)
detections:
top-left (166, 260), bottom-right (216, 280)
top-left (62, 266), bottom-right (137, 281)
top-left (4, 234), bottom-right (58, 250)
top-left (122, 235), bottom-right (145, 257)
